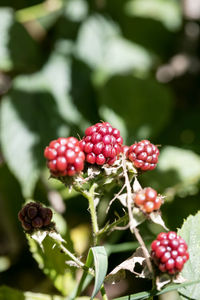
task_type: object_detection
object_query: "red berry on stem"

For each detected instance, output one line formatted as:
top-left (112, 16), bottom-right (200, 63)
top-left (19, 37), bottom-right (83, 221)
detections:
top-left (133, 187), bottom-right (162, 213)
top-left (128, 140), bottom-right (159, 171)
top-left (80, 122), bottom-right (123, 166)
top-left (44, 137), bottom-right (85, 177)
top-left (151, 232), bottom-right (189, 275)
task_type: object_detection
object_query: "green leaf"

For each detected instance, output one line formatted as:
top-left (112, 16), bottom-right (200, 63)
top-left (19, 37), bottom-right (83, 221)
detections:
top-left (72, 246), bottom-right (108, 299)
top-left (0, 88), bottom-right (67, 198)
top-left (98, 75), bottom-right (173, 142)
top-left (0, 51), bottom-right (84, 197)
top-left (75, 14), bottom-right (153, 79)
top-left (89, 246), bottom-right (108, 299)
top-left (27, 231), bottom-right (76, 296)
top-left (177, 212), bottom-right (200, 299)
top-left (158, 146), bottom-right (200, 198)
top-left (0, 8), bottom-right (40, 72)
top-left (125, 0), bottom-right (182, 31)
top-left (0, 285), bottom-right (64, 300)
top-left (75, 14), bottom-right (119, 69)
top-left (0, 8), bottom-right (13, 71)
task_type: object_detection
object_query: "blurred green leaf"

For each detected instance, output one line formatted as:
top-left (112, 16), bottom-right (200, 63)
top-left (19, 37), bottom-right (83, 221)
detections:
top-left (0, 51), bottom-right (86, 197)
top-left (75, 14), bottom-right (119, 69)
top-left (27, 231), bottom-right (76, 296)
top-left (0, 164), bottom-right (24, 251)
top-left (65, 0), bottom-right (88, 22)
top-left (0, 257), bottom-right (11, 272)
top-left (126, 0), bottom-right (182, 31)
top-left (75, 14), bottom-right (154, 80)
top-left (0, 8), bottom-right (40, 72)
top-left (0, 8), bottom-right (13, 71)
top-left (0, 87), bottom-right (67, 198)
top-left (158, 147), bottom-right (200, 181)
top-left (178, 212), bottom-right (200, 299)
top-left (0, 285), bottom-right (64, 300)
top-left (121, 16), bottom-right (175, 57)
top-left (158, 147), bottom-right (200, 197)
top-left (98, 75), bottom-right (173, 142)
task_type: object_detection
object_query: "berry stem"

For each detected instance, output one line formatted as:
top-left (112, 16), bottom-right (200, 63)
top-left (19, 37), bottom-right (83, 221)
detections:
top-left (73, 182), bottom-right (99, 245)
top-left (121, 155), bottom-right (154, 275)
top-left (59, 243), bottom-right (94, 275)
top-left (73, 182), bottom-right (108, 299)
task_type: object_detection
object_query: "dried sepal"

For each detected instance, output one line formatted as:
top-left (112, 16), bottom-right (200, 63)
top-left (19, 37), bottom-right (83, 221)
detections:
top-left (105, 247), bottom-right (152, 284)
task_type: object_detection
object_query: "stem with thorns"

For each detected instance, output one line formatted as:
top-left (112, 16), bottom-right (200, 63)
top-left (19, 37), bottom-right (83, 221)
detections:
top-left (121, 155), bottom-right (153, 275)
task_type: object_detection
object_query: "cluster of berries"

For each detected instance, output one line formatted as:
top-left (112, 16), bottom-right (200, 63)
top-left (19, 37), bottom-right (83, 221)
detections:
top-left (18, 202), bottom-right (53, 231)
top-left (127, 140), bottom-right (159, 171)
top-left (44, 137), bottom-right (85, 177)
top-left (44, 122), bottom-right (159, 177)
top-left (134, 187), bottom-right (162, 213)
top-left (42, 121), bottom-right (189, 277)
top-left (151, 232), bottom-right (189, 275)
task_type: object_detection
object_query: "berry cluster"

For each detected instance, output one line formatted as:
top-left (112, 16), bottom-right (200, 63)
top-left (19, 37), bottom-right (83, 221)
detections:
top-left (151, 232), bottom-right (189, 275)
top-left (128, 140), bottom-right (159, 171)
top-left (18, 202), bottom-right (53, 231)
top-left (134, 187), bottom-right (162, 213)
top-left (44, 137), bottom-right (85, 177)
top-left (79, 122), bottom-right (123, 166)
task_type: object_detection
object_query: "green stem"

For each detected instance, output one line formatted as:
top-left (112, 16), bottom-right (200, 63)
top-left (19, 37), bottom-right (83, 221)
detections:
top-left (74, 182), bottom-right (99, 245)
top-left (59, 243), bottom-right (94, 276)
top-left (100, 285), bottom-right (108, 300)
top-left (88, 183), bottom-right (99, 245)
top-left (73, 182), bottom-right (109, 299)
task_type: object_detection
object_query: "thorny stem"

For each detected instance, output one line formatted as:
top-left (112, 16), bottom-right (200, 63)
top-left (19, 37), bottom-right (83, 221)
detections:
top-left (74, 182), bottom-right (109, 299)
top-left (74, 182), bottom-right (99, 246)
top-left (121, 155), bottom-right (153, 275)
top-left (59, 243), bottom-right (94, 276)
top-left (106, 183), bottom-right (126, 213)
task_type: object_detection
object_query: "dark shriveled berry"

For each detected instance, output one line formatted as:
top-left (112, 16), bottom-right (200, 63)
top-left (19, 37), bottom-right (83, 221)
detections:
top-left (128, 140), bottom-right (159, 171)
top-left (44, 137), bottom-right (85, 177)
top-left (151, 232), bottom-right (189, 275)
top-left (80, 122), bottom-right (123, 166)
top-left (18, 202), bottom-right (53, 231)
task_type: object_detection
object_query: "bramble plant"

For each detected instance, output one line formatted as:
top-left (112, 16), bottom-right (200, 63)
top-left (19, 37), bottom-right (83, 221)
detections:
top-left (16, 121), bottom-right (199, 300)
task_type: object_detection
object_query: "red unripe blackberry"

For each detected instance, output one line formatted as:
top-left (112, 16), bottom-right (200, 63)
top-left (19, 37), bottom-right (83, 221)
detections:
top-left (133, 187), bottom-right (162, 213)
top-left (151, 231), bottom-right (189, 275)
top-left (44, 137), bottom-right (85, 177)
top-left (128, 140), bottom-right (159, 171)
top-left (79, 122), bottom-right (123, 166)
top-left (18, 202), bottom-right (53, 231)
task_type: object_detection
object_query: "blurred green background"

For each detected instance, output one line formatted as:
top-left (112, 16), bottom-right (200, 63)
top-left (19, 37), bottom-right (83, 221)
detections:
top-left (0, 0), bottom-right (200, 298)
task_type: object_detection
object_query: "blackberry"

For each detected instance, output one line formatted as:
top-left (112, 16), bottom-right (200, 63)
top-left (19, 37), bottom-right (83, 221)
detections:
top-left (151, 232), bottom-right (189, 275)
top-left (128, 140), bottom-right (159, 171)
top-left (44, 137), bottom-right (85, 177)
top-left (80, 122), bottom-right (123, 166)
top-left (18, 202), bottom-right (53, 231)
top-left (134, 187), bottom-right (162, 213)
